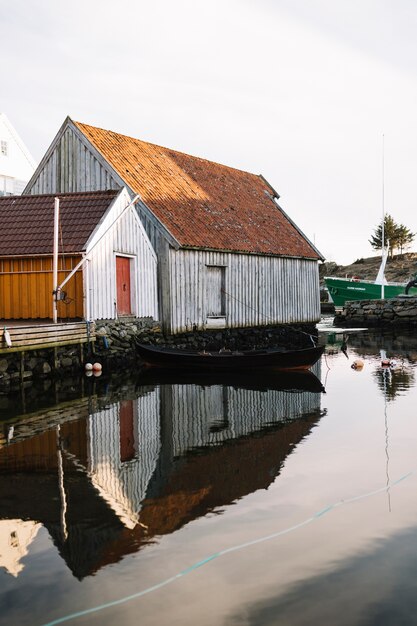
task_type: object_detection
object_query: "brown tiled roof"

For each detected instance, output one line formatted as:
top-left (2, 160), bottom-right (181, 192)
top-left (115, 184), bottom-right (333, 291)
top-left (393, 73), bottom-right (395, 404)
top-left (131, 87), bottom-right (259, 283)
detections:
top-left (0, 190), bottom-right (120, 256)
top-left (74, 121), bottom-right (320, 259)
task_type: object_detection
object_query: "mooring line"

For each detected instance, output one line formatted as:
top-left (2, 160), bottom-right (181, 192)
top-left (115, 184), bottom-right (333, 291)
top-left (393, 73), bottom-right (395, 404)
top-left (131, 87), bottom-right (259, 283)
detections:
top-left (40, 471), bottom-right (414, 626)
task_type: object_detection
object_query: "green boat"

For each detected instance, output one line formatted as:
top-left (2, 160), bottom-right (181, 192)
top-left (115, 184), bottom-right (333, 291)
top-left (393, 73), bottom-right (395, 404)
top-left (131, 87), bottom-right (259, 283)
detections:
top-left (324, 247), bottom-right (417, 307)
top-left (324, 275), bottom-right (417, 308)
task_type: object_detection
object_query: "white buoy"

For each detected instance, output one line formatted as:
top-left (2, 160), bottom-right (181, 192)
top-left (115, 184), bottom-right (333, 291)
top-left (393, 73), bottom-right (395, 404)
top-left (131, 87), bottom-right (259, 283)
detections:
top-left (85, 363), bottom-right (93, 371)
top-left (92, 362), bottom-right (102, 372)
top-left (85, 370), bottom-right (93, 377)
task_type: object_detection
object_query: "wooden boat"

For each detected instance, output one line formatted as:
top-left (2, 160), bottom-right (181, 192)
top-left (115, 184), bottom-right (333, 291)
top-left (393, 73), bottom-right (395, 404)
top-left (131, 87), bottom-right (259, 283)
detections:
top-left (137, 367), bottom-right (325, 393)
top-left (137, 343), bottom-right (324, 372)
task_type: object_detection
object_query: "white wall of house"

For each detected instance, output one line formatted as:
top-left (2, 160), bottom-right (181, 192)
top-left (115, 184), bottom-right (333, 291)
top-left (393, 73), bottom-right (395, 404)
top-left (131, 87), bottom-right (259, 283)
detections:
top-left (167, 248), bottom-right (320, 333)
top-left (0, 114), bottom-right (36, 195)
top-left (84, 188), bottom-right (158, 320)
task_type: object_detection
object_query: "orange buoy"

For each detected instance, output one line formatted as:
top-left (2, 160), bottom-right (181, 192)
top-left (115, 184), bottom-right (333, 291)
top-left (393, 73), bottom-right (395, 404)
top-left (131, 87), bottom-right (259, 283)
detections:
top-left (351, 359), bottom-right (364, 370)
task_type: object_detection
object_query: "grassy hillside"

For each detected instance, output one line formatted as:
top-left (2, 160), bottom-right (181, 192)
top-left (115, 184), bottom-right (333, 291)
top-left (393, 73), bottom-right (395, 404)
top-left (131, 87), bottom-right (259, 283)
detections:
top-left (319, 252), bottom-right (417, 286)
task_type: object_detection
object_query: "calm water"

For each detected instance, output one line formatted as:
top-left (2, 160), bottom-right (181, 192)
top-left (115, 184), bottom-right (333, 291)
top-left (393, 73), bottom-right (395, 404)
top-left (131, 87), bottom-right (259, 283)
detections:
top-left (2, 321), bottom-right (417, 626)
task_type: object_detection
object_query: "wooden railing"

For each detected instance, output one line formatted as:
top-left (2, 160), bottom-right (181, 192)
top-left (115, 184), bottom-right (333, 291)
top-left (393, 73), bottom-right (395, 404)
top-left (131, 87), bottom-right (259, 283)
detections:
top-left (0, 321), bottom-right (96, 354)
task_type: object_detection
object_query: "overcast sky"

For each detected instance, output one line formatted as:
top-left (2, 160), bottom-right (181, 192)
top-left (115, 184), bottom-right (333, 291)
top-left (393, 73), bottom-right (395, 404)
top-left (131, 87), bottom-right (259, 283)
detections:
top-left (2, 0), bottom-right (417, 265)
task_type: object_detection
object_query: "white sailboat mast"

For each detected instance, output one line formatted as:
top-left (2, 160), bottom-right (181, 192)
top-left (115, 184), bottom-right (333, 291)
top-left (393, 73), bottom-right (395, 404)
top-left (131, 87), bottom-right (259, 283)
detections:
top-left (381, 134), bottom-right (385, 299)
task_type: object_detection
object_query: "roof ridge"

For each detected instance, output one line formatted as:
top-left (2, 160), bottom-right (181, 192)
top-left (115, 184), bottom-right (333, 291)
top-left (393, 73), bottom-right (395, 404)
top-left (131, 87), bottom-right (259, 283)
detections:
top-left (73, 120), bottom-right (260, 180)
top-left (14, 189), bottom-right (120, 200)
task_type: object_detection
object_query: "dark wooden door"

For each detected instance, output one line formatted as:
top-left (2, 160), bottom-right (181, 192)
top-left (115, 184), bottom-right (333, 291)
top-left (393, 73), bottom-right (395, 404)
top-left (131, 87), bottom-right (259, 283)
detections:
top-left (116, 256), bottom-right (132, 315)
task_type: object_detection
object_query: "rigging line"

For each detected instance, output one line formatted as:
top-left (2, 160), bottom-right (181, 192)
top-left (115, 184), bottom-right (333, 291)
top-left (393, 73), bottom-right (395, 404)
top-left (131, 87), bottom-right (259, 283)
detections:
top-left (220, 288), bottom-right (318, 342)
top-left (221, 288), bottom-right (276, 323)
top-left (39, 470), bottom-right (414, 626)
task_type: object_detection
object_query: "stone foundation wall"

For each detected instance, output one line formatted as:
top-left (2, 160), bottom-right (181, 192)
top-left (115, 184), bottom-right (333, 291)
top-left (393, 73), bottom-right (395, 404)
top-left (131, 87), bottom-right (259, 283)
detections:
top-left (0, 317), bottom-right (318, 389)
top-left (0, 344), bottom-right (84, 390)
top-left (334, 296), bottom-right (417, 327)
top-left (93, 317), bottom-right (318, 363)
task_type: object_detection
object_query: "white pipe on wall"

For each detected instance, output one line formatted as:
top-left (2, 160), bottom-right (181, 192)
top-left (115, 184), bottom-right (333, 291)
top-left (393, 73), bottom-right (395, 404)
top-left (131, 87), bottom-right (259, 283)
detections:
top-left (52, 197), bottom-right (60, 323)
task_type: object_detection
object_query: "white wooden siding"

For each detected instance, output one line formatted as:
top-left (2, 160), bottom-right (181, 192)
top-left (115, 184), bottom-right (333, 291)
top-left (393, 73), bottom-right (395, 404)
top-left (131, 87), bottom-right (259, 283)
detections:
top-left (168, 249), bottom-right (320, 333)
top-left (85, 190), bottom-right (158, 320)
top-left (27, 126), bottom-right (120, 195)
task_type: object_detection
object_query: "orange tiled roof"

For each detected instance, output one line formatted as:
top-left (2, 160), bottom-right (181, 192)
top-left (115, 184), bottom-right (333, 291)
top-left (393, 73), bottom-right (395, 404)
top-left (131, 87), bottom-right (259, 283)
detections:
top-left (0, 190), bottom-right (119, 256)
top-left (74, 121), bottom-right (320, 259)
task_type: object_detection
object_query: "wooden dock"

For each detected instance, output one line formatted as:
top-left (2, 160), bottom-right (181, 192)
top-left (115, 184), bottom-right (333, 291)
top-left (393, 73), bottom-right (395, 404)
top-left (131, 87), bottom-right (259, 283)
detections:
top-left (0, 321), bottom-right (95, 355)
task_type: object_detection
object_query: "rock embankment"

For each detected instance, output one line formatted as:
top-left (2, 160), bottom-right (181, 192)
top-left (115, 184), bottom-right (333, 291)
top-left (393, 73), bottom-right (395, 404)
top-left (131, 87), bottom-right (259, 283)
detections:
top-left (334, 297), bottom-right (417, 327)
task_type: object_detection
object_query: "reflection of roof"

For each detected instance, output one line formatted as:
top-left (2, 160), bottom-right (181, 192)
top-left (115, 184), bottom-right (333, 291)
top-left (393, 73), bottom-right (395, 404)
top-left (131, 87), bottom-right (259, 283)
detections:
top-left (0, 519), bottom-right (41, 577)
top-left (0, 408), bottom-right (321, 578)
top-left (142, 413), bottom-right (321, 534)
top-left (74, 120), bottom-right (321, 259)
top-left (88, 412), bottom-right (322, 572)
top-left (0, 190), bottom-right (119, 256)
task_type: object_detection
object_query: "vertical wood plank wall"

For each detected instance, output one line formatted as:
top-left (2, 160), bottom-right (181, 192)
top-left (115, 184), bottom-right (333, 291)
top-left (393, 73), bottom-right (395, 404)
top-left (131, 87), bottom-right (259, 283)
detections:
top-left (0, 256), bottom-right (83, 319)
top-left (168, 249), bottom-right (320, 333)
top-left (86, 197), bottom-right (158, 321)
top-left (27, 127), bottom-right (120, 195)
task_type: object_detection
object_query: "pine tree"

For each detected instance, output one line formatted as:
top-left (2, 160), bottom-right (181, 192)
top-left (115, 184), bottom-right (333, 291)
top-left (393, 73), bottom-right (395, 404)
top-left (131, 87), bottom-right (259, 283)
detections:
top-left (369, 214), bottom-right (399, 257)
top-left (396, 223), bottom-right (415, 255)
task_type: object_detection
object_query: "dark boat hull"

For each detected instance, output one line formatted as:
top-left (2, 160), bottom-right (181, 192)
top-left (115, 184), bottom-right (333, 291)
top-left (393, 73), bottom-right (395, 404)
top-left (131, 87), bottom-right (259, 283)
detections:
top-left (137, 343), bottom-right (324, 372)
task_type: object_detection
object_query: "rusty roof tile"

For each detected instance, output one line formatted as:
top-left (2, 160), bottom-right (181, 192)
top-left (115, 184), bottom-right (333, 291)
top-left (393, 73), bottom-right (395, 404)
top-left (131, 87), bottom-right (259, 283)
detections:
top-left (74, 121), bottom-right (320, 259)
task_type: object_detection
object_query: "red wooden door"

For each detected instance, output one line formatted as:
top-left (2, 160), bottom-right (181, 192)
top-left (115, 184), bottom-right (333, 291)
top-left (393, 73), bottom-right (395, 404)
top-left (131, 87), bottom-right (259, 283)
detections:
top-left (119, 400), bottom-right (135, 462)
top-left (116, 256), bottom-right (132, 315)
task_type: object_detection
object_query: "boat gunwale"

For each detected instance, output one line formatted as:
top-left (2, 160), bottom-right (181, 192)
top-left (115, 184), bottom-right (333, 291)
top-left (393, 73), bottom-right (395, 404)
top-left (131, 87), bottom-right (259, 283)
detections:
top-left (324, 276), bottom-right (408, 288)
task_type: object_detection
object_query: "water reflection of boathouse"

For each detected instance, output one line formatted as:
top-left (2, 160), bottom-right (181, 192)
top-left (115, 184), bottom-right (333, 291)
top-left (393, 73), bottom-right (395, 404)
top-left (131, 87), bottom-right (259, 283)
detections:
top-left (0, 375), bottom-right (324, 578)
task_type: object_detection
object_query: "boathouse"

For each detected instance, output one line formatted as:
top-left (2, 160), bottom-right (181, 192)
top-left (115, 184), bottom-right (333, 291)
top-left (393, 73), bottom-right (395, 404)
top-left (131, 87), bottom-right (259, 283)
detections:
top-left (24, 117), bottom-right (323, 334)
top-left (0, 188), bottom-right (158, 321)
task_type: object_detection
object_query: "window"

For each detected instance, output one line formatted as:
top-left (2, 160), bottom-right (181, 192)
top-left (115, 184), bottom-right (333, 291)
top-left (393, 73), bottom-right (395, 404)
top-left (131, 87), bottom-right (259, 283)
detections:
top-left (1, 141), bottom-right (8, 157)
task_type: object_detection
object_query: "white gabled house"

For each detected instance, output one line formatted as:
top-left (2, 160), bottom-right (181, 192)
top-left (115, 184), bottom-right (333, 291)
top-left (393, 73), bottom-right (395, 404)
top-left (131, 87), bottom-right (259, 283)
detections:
top-left (0, 188), bottom-right (158, 321)
top-left (0, 113), bottom-right (36, 195)
top-left (25, 117), bottom-right (324, 334)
